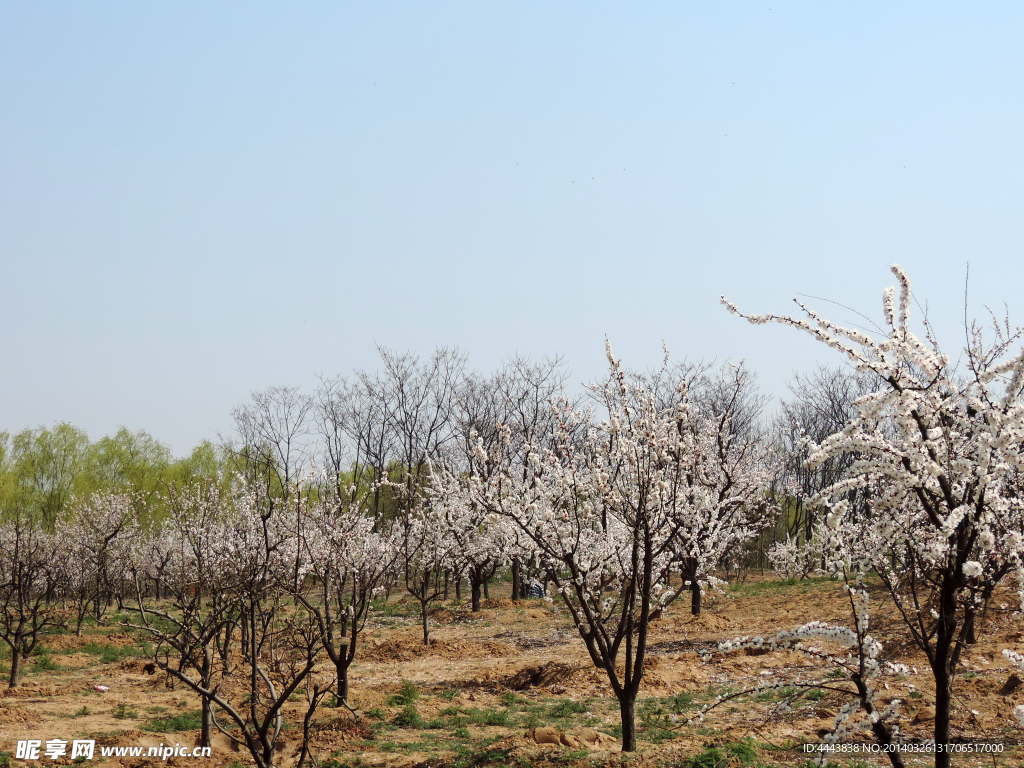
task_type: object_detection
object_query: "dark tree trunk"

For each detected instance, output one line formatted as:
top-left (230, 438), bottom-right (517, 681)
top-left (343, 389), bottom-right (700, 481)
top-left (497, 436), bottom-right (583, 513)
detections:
top-left (690, 578), bottom-right (702, 616)
top-left (421, 601), bottom-right (430, 646)
top-left (470, 570), bottom-right (483, 613)
top-left (618, 693), bottom-right (636, 752)
top-left (511, 560), bottom-right (522, 601)
top-left (9, 643), bottom-right (22, 689)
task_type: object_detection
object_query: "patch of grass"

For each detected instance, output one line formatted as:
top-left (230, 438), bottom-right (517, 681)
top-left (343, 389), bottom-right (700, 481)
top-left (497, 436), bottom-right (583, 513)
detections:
top-left (387, 680), bottom-right (420, 706)
top-left (451, 738), bottom-right (510, 768)
top-left (365, 707), bottom-right (387, 721)
top-left (0, 750), bottom-right (10, 768)
top-left (143, 710), bottom-right (203, 732)
top-left (81, 642), bottom-right (135, 663)
top-left (679, 740), bottom-right (761, 768)
top-left (804, 688), bottom-right (826, 701)
top-left (74, 705), bottom-right (92, 717)
top-left (547, 699), bottom-right (589, 718)
top-left (437, 688), bottom-right (459, 701)
top-left (394, 704), bottom-right (425, 728)
top-left (34, 653), bottom-right (61, 671)
top-left (466, 708), bottom-right (511, 727)
top-left (112, 702), bottom-right (139, 719)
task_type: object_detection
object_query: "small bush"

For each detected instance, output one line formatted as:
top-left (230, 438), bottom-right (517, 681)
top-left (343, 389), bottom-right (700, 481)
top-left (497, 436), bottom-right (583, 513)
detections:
top-left (74, 706), bottom-right (91, 717)
top-left (387, 680), bottom-right (420, 706)
top-left (34, 654), bottom-right (60, 671)
top-left (394, 704), bottom-right (425, 728)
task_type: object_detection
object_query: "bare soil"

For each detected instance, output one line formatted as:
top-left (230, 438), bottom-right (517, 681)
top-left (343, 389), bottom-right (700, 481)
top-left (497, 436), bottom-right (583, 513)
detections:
top-left (3, 577), bottom-right (1023, 768)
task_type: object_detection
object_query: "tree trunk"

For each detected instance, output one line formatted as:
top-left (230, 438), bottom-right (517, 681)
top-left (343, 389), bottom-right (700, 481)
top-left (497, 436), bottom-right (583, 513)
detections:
top-left (201, 696), bottom-right (213, 748)
top-left (200, 644), bottom-right (213, 748)
top-left (470, 571), bottom-right (483, 613)
top-left (690, 578), bottom-right (702, 616)
top-left (618, 692), bottom-right (637, 752)
top-left (483, 575), bottom-right (489, 600)
top-left (9, 644), bottom-right (22, 688)
top-left (511, 560), bottom-right (522, 601)
top-left (934, 665), bottom-right (952, 768)
top-left (336, 645), bottom-right (349, 704)
top-left (421, 602), bottom-right (430, 646)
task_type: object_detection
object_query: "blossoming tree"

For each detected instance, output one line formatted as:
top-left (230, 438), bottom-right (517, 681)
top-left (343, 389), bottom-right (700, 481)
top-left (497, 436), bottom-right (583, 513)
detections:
top-left (459, 343), bottom-right (771, 751)
top-left (725, 265), bottom-right (1024, 768)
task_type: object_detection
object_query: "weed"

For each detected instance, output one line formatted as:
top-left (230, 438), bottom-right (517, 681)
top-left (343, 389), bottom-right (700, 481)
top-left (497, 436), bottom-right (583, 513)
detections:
top-left (74, 706), bottom-right (91, 717)
top-left (467, 708), bottom-right (511, 727)
top-left (81, 643), bottom-right (134, 664)
top-left (394, 704), bottom-right (425, 728)
top-left (112, 702), bottom-right (139, 719)
top-left (387, 680), bottom-right (420, 706)
top-left (143, 710), bottom-right (203, 732)
top-left (548, 699), bottom-right (588, 718)
top-left (680, 740), bottom-right (760, 768)
top-left (34, 653), bottom-right (60, 671)
top-left (437, 688), bottom-right (459, 701)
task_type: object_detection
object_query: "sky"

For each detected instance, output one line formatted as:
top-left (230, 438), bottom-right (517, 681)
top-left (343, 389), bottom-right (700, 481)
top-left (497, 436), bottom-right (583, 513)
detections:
top-left (2, 2), bottom-right (1023, 455)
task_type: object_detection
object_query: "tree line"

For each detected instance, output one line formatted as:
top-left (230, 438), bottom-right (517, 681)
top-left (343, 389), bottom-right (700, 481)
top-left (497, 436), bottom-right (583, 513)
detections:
top-left (2, 265), bottom-right (1023, 768)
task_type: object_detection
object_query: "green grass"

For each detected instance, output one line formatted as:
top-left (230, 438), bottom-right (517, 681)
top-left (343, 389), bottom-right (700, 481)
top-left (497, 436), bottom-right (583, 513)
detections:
top-left (387, 680), bottom-right (420, 706)
top-left (112, 702), bottom-right (139, 719)
top-left (727, 576), bottom-right (838, 597)
top-left (33, 653), bottom-right (61, 671)
top-left (547, 699), bottom-right (589, 718)
top-left (393, 704), bottom-right (425, 728)
top-left (143, 710), bottom-right (203, 732)
top-left (679, 740), bottom-right (761, 768)
top-left (81, 642), bottom-right (137, 663)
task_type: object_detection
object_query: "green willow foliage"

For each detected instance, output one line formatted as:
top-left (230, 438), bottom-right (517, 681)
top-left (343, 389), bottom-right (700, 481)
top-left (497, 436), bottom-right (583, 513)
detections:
top-left (0, 424), bottom-right (227, 529)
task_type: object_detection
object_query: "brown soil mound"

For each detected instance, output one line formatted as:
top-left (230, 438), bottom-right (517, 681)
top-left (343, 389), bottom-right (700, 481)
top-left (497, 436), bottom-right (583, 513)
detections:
top-left (481, 598), bottom-right (515, 609)
top-left (0, 702), bottom-right (41, 724)
top-left (428, 607), bottom-right (455, 623)
top-left (363, 636), bottom-right (515, 662)
top-left (503, 662), bottom-right (578, 691)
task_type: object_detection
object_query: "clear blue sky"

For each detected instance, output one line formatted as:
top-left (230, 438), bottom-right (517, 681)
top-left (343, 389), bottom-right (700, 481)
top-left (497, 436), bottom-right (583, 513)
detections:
top-left (2, 2), bottom-right (1023, 454)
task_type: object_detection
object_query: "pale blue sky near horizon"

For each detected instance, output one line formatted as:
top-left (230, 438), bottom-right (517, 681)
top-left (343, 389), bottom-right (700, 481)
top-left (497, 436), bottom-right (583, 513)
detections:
top-left (2, 2), bottom-right (1023, 454)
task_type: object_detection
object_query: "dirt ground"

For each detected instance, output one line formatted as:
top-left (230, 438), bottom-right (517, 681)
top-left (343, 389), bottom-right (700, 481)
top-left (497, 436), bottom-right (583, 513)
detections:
top-left (3, 576), bottom-right (1023, 768)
